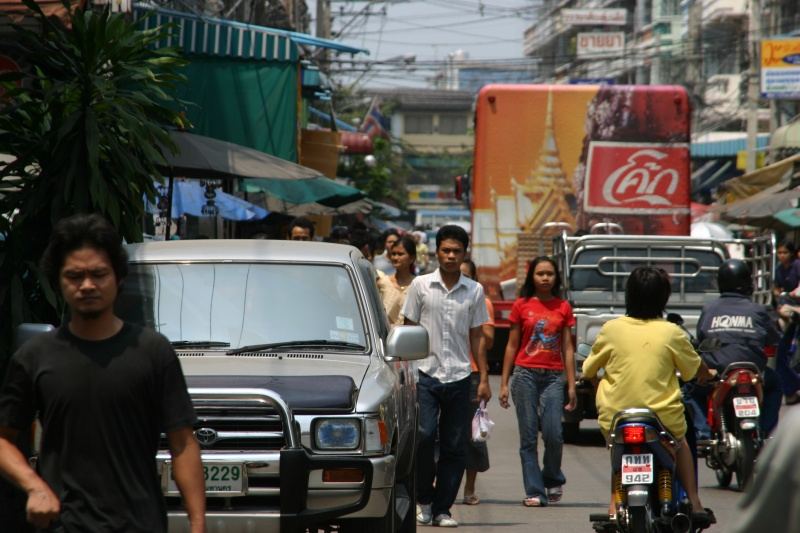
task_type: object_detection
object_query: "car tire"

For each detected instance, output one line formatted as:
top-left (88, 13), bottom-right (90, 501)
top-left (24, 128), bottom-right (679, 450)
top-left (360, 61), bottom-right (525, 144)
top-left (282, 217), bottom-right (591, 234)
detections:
top-left (339, 454), bottom-right (416, 533)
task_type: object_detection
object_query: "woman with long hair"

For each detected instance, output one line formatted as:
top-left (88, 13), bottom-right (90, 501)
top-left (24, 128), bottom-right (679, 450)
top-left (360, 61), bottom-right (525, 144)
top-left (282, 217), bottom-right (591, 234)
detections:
top-left (498, 256), bottom-right (576, 507)
top-left (376, 234), bottom-right (417, 325)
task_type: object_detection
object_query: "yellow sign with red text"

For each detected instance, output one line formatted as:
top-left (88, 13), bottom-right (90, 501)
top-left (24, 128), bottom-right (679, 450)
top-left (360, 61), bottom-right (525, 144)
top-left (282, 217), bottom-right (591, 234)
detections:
top-left (761, 38), bottom-right (800, 98)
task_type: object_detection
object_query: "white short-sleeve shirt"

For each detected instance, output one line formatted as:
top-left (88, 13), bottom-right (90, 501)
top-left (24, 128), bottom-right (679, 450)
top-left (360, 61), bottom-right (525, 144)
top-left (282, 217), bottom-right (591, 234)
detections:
top-left (401, 269), bottom-right (489, 383)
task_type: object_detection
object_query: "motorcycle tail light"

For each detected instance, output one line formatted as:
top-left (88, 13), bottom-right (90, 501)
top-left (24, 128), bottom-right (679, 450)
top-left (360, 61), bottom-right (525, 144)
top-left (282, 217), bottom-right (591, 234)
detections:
top-left (622, 425), bottom-right (646, 444)
top-left (736, 372), bottom-right (752, 385)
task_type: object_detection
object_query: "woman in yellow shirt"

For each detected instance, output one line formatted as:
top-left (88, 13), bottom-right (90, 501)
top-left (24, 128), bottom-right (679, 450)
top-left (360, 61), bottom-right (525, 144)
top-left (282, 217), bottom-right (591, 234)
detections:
top-left (582, 266), bottom-right (714, 520)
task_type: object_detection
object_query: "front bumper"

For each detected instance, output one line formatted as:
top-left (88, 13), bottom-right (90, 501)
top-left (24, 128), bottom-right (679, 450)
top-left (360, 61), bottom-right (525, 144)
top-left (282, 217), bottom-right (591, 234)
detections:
top-left (162, 452), bottom-right (393, 533)
top-left (160, 388), bottom-right (395, 532)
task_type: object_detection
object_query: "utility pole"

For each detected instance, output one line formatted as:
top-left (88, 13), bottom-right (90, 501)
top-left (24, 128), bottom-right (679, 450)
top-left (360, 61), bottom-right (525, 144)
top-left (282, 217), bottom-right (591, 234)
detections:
top-left (745, 0), bottom-right (762, 173)
top-left (686, 0), bottom-right (704, 118)
top-left (316, 0), bottom-right (332, 70)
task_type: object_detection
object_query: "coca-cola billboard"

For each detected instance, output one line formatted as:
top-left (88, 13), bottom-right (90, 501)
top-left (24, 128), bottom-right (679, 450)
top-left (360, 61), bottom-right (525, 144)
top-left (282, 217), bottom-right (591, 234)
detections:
top-left (584, 142), bottom-right (690, 214)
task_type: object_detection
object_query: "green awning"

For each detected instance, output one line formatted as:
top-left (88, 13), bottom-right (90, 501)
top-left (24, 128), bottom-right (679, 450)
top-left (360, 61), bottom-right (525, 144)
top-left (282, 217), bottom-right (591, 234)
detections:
top-left (134, 5), bottom-right (299, 61)
top-left (242, 177), bottom-right (364, 207)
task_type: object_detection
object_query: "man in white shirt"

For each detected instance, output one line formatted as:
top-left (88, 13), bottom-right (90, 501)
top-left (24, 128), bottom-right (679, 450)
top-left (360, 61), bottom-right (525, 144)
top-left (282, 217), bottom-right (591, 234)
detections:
top-left (403, 225), bottom-right (491, 528)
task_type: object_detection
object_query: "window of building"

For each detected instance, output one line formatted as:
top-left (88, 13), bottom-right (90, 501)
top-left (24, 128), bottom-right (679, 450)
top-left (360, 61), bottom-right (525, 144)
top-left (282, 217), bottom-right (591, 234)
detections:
top-left (438, 114), bottom-right (468, 135)
top-left (404, 114), bottom-right (434, 134)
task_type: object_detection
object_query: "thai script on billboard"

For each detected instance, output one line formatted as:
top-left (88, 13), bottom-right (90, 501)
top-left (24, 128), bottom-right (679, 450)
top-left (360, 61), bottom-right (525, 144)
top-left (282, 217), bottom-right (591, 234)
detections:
top-left (761, 38), bottom-right (800, 99)
top-left (577, 32), bottom-right (625, 58)
top-left (584, 142), bottom-right (690, 214)
top-left (562, 9), bottom-right (627, 26)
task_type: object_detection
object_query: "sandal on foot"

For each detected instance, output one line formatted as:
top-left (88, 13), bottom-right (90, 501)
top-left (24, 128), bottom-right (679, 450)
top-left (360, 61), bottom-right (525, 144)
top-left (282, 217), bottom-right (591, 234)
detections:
top-left (462, 494), bottom-right (480, 505)
top-left (523, 497), bottom-right (544, 507)
top-left (547, 486), bottom-right (563, 503)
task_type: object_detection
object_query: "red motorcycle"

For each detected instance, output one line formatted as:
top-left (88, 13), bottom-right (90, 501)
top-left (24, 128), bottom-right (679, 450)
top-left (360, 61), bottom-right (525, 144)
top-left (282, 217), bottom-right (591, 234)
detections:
top-left (700, 361), bottom-right (763, 490)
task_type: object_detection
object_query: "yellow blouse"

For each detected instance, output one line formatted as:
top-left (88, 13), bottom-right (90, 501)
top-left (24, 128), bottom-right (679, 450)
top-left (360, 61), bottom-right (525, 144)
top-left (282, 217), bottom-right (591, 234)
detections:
top-left (377, 271), bottom-right (412, 325)
top-left (582, 316), bottom-right (701, 439)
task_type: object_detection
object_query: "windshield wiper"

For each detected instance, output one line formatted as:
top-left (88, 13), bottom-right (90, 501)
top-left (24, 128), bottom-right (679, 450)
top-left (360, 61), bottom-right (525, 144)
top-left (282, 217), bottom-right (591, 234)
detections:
top-left (171, 340), bottom-right (231, 348)
top-left (227, 339), bottom-right (365, 355)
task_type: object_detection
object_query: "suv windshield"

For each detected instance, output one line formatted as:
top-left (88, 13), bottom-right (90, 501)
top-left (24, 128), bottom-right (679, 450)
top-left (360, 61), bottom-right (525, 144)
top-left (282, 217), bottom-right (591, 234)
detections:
top-left (116, 262), bottom-right (367, 351)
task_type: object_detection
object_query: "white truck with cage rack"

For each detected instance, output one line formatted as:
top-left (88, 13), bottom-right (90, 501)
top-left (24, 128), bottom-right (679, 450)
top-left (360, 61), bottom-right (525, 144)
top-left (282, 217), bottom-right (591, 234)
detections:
top-left (551, 231), bottom-right (775, 441)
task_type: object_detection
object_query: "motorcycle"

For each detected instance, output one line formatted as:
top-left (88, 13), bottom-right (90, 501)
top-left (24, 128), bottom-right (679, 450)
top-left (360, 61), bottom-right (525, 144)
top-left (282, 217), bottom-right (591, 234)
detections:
top-left (697, 357), bottom-right (763, 490)
top-left (664, 313), bottom-right (763, 490)
top-left (590, 408), bottom-right (706, 533)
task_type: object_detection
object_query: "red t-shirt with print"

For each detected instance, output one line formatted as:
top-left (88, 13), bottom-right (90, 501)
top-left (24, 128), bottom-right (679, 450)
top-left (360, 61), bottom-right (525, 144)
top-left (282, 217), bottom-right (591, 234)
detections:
top-left (509, 297), bottom-right (575, 370)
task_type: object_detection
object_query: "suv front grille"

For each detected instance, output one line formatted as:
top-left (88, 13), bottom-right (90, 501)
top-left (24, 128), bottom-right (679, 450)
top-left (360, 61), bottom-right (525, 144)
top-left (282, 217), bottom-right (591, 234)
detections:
top-left (160, 406), bottom-right (286, 451)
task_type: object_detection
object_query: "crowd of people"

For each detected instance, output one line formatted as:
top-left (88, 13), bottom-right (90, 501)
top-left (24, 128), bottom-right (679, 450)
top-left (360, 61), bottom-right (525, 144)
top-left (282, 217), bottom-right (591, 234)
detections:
top-left (4, 212), bottom-right (800, 531)
top-left (351, 218), bottom-right (800, 529)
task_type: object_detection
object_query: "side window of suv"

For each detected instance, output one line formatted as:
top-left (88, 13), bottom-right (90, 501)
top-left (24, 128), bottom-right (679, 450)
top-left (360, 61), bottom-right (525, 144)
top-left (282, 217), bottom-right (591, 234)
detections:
top-left (357, 258), bottom-right (390, 339)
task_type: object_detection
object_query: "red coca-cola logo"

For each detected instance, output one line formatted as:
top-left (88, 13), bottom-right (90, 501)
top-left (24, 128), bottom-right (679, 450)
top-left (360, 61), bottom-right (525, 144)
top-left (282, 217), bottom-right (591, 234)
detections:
top-left (584, 142), bottom-right (689, 213)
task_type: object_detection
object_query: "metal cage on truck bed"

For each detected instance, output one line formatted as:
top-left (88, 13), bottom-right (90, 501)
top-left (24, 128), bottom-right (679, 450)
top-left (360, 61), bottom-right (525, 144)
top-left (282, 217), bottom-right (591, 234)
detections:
top-left (552, 233), bottom-right (775, 345)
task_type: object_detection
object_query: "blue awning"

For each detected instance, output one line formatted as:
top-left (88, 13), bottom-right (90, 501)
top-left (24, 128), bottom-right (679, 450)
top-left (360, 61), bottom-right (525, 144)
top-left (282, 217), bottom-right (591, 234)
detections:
top-left (691, 132), bottom-right (771, 157)
top-left (133, 4), bottom-right (368, 61)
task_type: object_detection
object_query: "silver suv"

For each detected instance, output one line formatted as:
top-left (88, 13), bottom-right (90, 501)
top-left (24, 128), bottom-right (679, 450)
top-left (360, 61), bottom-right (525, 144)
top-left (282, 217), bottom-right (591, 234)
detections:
top-left (117, 239), bottom-right (428, 533)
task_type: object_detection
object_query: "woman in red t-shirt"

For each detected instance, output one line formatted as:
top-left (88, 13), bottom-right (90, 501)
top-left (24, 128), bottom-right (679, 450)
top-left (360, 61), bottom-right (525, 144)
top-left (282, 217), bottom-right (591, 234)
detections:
top-left (499, 256), bottom-right (577, 507)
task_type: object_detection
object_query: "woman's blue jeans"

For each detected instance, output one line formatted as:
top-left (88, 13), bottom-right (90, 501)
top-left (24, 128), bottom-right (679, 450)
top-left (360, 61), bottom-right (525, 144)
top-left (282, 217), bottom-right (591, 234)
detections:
top-left (510, 366), bottom-right (566, 504)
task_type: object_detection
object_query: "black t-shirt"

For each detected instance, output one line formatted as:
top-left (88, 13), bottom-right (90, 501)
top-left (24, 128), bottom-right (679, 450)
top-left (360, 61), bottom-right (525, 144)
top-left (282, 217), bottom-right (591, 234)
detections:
top-left (0, 323), bottom-right (196, 533)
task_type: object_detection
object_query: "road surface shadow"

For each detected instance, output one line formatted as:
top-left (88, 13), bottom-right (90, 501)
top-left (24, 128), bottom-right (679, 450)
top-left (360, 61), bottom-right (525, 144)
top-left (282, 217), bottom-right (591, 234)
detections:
top-left (462, 498), bottom-right (607, 509)
top-left (568, 427), bottom-right (607, 447)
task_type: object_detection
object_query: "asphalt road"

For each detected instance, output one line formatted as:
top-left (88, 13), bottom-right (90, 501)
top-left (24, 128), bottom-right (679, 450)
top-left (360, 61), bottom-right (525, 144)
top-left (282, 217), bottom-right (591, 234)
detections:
top-left (428, 375), bottom-right (748, 533)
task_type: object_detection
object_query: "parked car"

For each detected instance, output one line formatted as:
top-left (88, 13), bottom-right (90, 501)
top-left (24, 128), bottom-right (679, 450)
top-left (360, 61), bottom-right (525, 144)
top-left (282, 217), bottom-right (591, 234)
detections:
top-left (112, 239), bottom-right (427, 532)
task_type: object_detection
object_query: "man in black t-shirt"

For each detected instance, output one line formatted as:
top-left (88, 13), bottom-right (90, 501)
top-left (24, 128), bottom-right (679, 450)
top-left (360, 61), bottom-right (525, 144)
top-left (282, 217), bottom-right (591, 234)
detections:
top-left (0, 214), bottom-right (205, 532)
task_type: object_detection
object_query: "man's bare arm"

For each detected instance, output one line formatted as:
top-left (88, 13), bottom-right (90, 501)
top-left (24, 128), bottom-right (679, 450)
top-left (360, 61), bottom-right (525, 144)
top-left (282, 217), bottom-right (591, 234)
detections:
top-left (168, 427), bottom-right (206, 533)
top-left (0, 427), bottom-right (60, 529)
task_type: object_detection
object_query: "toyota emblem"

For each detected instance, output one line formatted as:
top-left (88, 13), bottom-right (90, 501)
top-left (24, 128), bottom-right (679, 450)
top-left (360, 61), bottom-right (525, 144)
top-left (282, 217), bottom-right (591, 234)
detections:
top-left (194, 427), bottom-right (219, 447)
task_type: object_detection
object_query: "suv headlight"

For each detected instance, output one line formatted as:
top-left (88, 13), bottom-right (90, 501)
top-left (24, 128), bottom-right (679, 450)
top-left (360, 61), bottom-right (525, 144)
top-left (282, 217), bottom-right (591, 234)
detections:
top-left (314, 418), bottom-right (361, 450)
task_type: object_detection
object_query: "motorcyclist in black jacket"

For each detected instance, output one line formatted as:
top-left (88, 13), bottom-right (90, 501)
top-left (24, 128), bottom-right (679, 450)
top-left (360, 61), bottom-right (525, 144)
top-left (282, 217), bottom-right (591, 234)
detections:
top-left (686, 259), bottom-right (782, 447)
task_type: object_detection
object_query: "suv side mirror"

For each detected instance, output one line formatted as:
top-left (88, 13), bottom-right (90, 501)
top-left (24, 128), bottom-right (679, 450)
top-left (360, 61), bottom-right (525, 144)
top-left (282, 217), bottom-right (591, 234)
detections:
top-left (15, 323), bottom-right (56, 351)
top-left (385, 325), bottom-right (428, 361)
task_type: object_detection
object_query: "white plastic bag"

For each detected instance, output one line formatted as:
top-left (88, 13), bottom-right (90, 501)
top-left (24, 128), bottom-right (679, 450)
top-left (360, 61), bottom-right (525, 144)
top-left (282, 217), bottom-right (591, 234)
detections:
top-left (471, 400), bottom-right (495, 442)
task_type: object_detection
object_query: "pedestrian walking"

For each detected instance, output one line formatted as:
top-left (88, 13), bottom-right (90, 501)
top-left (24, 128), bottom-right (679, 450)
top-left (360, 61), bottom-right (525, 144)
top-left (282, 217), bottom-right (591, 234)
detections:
top-left (498, 256), bottom-right (576, 507)
top-left (0, 213), bottom-right (205, 532)
top-left (373, 229), bottom-right (400, 275)
top-left (459, 259), bottom-right (494, 506)
top-left (377, 234), bottom-right (417, 325)
top-left (403, 225), bottom-right (491, 528)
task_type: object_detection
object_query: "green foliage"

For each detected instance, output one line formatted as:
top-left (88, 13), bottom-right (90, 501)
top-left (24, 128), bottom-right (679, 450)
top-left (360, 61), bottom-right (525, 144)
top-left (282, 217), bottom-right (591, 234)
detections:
top-left (0, 1), bottom-right (188, 362)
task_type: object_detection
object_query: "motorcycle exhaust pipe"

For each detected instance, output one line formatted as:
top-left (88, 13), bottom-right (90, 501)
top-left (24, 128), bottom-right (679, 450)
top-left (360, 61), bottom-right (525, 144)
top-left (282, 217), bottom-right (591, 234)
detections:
top-left (671, 512), bottom-right (691, 533)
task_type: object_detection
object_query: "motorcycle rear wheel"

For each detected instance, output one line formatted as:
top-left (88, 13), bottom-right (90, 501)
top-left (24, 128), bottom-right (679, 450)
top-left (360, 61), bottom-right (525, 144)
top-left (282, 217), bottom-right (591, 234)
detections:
top-left (714, 467), bottom-right (732, 488)
top-left (735, 436), bottom-right (757, 491)
top-left (628, 506), bottom-right (649, 533)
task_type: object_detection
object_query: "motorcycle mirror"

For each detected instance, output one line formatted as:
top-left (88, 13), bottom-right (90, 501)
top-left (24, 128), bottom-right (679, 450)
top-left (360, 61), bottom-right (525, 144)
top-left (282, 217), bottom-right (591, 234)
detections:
top-left (576, 343), bottom-right (592, 358)
top-left (666, 312), bottom-right (684, 326)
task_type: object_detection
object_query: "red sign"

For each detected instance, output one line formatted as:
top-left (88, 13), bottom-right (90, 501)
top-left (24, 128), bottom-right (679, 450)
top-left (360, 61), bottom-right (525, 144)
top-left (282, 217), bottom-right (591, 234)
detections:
top-left (584, 142), bottom-right (690, 214)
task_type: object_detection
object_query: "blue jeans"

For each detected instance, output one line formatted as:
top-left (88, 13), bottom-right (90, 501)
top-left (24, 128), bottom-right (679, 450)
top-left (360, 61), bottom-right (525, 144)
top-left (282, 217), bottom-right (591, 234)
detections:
top-left (510, 366), bottom-right (566, 504)
top-left (685, 366), bottom-right (782, 439)
top-left (416, 371), bottom-right (472, 518)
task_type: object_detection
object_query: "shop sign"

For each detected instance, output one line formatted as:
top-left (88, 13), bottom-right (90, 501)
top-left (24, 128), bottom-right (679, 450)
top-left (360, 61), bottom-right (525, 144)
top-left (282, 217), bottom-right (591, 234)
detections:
top-left (577, 32), bottom-right (625, 58)
top-left (562, 9), bottom-right (627, 26)
top-left (761, 38), bottom-right (800, 99)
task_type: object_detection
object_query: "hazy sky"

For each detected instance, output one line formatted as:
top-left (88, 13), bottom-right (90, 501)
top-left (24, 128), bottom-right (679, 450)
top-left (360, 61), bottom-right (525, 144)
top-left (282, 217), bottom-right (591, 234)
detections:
top-left (308, 1), bottom-right (540, 89)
